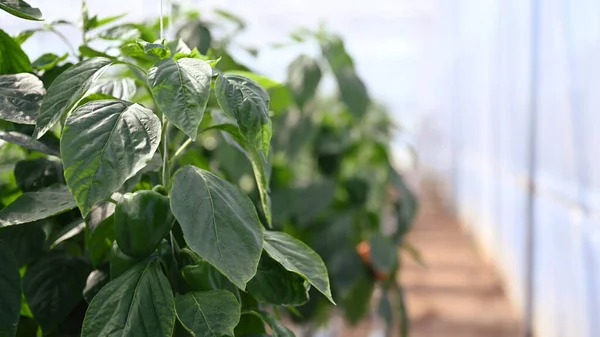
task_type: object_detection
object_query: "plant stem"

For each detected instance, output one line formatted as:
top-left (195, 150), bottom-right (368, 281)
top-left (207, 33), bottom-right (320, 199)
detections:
top-left (159, 0), bottom-right (164, 40)
top-left (80, 0), bottom-right (87, 61)
top-left (171, 138), bottom-right (192, 161)
top-left (161, 117), bottom-right (169, 186)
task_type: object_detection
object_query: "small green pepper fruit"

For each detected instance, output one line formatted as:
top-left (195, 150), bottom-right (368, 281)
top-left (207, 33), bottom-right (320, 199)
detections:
top-left (109, 244), bottom-right (140, 279)
top-left (181, 259), bottom-right (240, 300)
top-left (115, 190), bottom-right (174, 258)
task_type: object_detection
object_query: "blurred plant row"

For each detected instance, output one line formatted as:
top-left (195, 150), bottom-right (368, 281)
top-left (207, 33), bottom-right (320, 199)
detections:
top-left (0, 1), bottom-right (418, 337)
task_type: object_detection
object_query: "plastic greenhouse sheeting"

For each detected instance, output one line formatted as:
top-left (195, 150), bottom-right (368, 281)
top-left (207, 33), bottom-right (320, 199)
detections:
top-left (417, 0), bottom-right (600, 336)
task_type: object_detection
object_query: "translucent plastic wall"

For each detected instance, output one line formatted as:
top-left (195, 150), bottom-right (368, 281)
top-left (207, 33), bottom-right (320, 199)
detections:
top-left (418, 1), bottom-right (600, 336)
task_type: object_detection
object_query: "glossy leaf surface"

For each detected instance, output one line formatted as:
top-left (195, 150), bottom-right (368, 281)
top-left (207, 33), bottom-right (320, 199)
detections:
top-left (247, 254), bottom-right (309, 306)
top-left (175, 290), bottom-right (240, 337)
top-left (215, 74), bottom-right (271, 157)
top-left (0, 73), bottom-right (44, 124)
top-left (81, 258), bottom-right (175, 337)
top-left (148, 58), bottom-right (211, 140)
top-left (35, 57), bottom-right (114, 139)
top-left (0, 131), bottom-right (59, 156)
top-left (170, 165), bottom-right (263, 290)
top-left (0, 185), bottom-right (76, 226)
top-left (23, 254), bottom-right (91, 332)
top-left (263, 231), bottom-right (334, 304)
top-left (0, 29), bottom-right (31, 74)
top-left (61, 99), bottom-right (161, 216)
top-left (0, 0), bottom-right (42, 20)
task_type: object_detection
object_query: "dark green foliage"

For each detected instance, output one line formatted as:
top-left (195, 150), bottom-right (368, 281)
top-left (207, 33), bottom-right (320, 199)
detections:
top-left (0, 243), bottom-right (20, 337)
top-left (0, 5), bottom-right (417, 337)
top-left (0, 29), bottom-right (31, 74)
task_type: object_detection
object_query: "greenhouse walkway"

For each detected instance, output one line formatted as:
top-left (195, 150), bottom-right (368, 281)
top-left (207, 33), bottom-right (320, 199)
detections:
top-left (399, 182), bottom-right (522, 337)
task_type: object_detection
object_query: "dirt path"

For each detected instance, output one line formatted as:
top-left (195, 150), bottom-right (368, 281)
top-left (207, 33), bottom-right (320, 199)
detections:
top-left (399, 182), bottom-right (522, 337)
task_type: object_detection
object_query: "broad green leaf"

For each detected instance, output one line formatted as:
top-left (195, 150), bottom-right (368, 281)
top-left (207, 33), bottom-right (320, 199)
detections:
top-left (320, 36), bottom-right (369, 118)
top-left (170, 165), bottom-right (263, 290)
top-left (83, 269), bottom-right (110, 304)
top-left (0, 242), bottom-right (20, 337)
top-left (225, 71), bottom-right (293, 115)
top-left (86, 214), bottom-right (115, 268)
top-left (81, 258), bottom-right (175, 337)
top-left (148, 58), bottom-right (211, 140)
top-left (78, 45), bottom-right (114, 59)
top-left (378, 293), bottom-right (393, 334)
top-left (0, 185), bottom-right (77, 226)
top-left (61, 99), bottom-right (161, 216)
top-left (246, 310), bottom-right (295, 337)
top-left (234, 315), bottom-right (266, 337)
top-left (207, 123), bottom-right (271, 225)
top-left (396, 284), bottom-right (409, 337)
top-left (88, 77), bottom-right (136, 100)
top-left (215, 74), bottom-right (271, 157)
top-left (294, 180), bottom-right (335, 226)
top-left (32, 53), bottom-right (67, 71)
top-left (48, 219), bottom-right (85, 248)
top-left (0, 131), bottom-right (59, 156)
top-left (75, 93), bottom-right (116, 109)
top-left (0, 222), bottom-right (45, 266)
top-left (390, 168), bottom-right (418, 243)
top-left (263, 231), bottom-right (334, 304)
top-left (268, 84), bottom-right (294, 115)
top-left (14, 158), bottom-right (63, 192)
top-left (100, 24), bottom-right (143, 41)
top-left (336, 70), bottom-right (369, 119)
top-left (23, 254), bottom-right (91, 332)
top-left (0, 73), bottom-right (43, 125)
top-left (342, 274), bottom-right (374, 324)
top-left (120, 43), bottom-right (157, 65)
top-left (0, 29), bottom-right (31, 75)
top-left (84, 13), bottom-right (126, 31)
top-left (14, 317), bottom-right (37, 336)
top-left (12, 29), bottom-right (35, 44)
top-left (138, 40), bottom-right (170, 59)
top-left (287, 55), bottom-right (322, 107)
top-left (175, 290), bottom-right (240, 337)
top-left (34, 57), bottom-right (114, 139)
top-left (178, 21), bottom-right (212, 55)
top-left (234, 293), bottom-right (265, 336)
top-left (167, 39), bottom-right (191, 56)
top-left (40, 62), bottom-right (73, 88)
top-left (247, 254), bottom-right (309, 306)
top-left (0, 0), bottom-right (42, 20)
top-left (369, 233), bottom-right (398, 276)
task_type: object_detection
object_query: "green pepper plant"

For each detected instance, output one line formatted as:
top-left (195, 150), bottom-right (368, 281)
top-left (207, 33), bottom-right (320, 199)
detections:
top-left (0, 2), bottom-right (335, 337)
top-left (171, 14), bottom-right (420, 337)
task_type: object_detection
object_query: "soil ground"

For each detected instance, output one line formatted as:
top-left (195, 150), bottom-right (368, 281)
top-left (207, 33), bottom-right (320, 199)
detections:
top-left (339, 181), bottom-right (523, 337)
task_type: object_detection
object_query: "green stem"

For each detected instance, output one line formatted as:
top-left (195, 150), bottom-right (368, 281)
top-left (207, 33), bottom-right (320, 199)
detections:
top-left (79, 0), bottom-right (87, 61)
top-left (171, 138), bottom-right (192, 161)
top-left (161, 117), bottom-right (169, 186)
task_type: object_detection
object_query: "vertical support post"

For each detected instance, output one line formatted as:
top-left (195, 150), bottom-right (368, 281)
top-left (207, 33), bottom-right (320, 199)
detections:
top-left (524, 0), bottom-right (540, 335)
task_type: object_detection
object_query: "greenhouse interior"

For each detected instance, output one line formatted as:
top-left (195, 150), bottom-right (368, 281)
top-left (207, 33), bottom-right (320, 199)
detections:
top-left (0, 0), bottom-right (597, 337)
